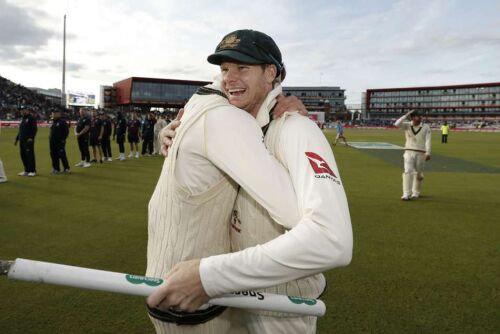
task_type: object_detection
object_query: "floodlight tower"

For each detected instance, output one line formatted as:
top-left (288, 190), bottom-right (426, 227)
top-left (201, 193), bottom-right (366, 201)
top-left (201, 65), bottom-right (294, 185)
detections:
top-left (61, 14), bottom-right (67, 107)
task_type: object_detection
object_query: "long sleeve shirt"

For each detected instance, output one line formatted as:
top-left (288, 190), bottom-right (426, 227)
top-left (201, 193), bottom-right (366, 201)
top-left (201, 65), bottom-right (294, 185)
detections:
top-left (16, 114), bottom-right (37, 141)
top-left (198, 85), bottom-right (353, 297)
top-left (49, 119), bottom-right (69, 144)
top-left (395, 115), bottom-right (432, 155)
top-left (174, 91), bottom-right (300, 227)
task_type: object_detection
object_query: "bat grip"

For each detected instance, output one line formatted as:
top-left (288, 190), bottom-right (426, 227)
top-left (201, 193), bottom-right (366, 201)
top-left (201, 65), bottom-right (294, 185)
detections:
top-left (0, 261), bottom-right (13, 275)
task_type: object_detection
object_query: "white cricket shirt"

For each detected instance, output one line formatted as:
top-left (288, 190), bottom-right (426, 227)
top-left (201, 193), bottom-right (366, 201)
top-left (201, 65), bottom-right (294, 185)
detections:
top-left (199, 85), bottom-right (353, 297)
top-left (395, 115), bottom-right (432, 155)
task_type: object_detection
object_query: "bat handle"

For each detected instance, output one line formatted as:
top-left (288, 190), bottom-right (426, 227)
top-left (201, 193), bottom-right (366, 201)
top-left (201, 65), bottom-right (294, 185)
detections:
top-left (0, 261), bottom-right (13, 276)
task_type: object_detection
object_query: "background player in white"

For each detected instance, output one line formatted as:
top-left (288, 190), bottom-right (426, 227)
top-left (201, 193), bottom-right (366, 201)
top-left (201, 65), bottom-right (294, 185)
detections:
top-left (394, 110), bottom-right (432, 200)
top-left (150, 29), bottom-right (353, 334)
top-left (153, 112), bottom-right (168, 155)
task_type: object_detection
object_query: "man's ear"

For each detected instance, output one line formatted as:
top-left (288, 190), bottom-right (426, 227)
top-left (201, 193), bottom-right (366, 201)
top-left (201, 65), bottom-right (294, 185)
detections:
top-left (264, 64), bottom-right (277, 84)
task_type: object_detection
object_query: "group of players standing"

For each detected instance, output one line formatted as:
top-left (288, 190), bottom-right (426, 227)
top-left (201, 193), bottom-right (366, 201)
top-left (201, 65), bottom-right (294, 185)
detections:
top-left (72, 109), bottom-right (168, 169)
top-left (6, 107), bottom-right (168, 178)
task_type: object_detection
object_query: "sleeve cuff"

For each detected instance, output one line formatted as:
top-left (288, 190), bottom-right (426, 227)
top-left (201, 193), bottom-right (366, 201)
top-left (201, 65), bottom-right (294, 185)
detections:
top-left (199, 257), bottom-right (220, 298)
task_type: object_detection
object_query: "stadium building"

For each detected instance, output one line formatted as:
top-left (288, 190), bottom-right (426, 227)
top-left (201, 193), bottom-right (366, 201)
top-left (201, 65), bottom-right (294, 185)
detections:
top-left (106, 77), bottom-right (347, 123)
top-left (283, 86), bottom-right (346, 122)
top-left (112, 77), bottom-right (210, 111)
top-left (365, 82), bottom-right (500, 123)
top-left (28, 87), bottom-right (62, 105)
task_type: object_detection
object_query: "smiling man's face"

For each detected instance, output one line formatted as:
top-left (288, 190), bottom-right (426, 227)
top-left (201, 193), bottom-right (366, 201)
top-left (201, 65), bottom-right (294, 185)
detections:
top-left (220, 61), bottom-right (276, 117)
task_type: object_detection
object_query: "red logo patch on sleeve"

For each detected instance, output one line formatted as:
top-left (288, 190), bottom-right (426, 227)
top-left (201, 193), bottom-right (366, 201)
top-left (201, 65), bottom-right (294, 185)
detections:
top-left (305, 152), bottom-right (337, 177)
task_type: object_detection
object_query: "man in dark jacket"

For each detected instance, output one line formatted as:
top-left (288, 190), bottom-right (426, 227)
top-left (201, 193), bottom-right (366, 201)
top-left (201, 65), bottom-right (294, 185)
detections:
top-left (89, 110), bottom-right (103, 163)
top-left (127, 112), bottom-right (141, 159)
top-left (14, 108), bottom-right (37, 177)
top-left (113, 111), bottom-right (127, 161)
top-left (49, 109), bottom-right (70, 174)
top-left (75, 109), bottom-right (91, 168)
top-left (141, 112), bottom-right (156, 156)
top-left (100, 112), bottom-right (113, 162)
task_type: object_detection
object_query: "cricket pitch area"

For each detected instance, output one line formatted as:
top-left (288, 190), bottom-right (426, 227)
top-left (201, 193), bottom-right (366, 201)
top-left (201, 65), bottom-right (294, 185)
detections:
top-left (0, 127), bottom-right (499, 333)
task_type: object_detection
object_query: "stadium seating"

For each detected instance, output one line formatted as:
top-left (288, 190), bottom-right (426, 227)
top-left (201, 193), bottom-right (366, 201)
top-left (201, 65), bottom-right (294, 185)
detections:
top-left (0, 75), bottom-right (71, 121)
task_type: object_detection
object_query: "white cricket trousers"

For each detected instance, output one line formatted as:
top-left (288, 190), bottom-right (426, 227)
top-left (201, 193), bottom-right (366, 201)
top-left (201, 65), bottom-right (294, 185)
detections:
top-left (402, 150), bottom-right (426, 197)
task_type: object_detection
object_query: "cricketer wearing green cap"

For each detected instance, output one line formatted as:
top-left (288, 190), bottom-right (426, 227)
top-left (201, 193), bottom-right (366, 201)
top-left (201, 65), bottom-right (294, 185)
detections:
top-left (147, 29), bottom-right (352, 334)
top-left (207, 29), bottom-right (286, 80)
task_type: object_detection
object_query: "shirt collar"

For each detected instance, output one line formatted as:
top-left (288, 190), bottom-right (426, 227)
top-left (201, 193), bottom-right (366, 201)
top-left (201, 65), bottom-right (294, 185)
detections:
top-left (255, 84), bottom-right (282, 128)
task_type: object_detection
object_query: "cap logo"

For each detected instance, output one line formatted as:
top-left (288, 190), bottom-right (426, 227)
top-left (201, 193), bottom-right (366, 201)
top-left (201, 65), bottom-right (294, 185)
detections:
top-left (218, 34), bottom-right (240, 49)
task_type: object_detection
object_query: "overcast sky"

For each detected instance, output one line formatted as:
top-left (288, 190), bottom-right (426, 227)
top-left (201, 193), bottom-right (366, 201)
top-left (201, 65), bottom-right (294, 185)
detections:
top-left (1, 0), bottom-right (499, 104)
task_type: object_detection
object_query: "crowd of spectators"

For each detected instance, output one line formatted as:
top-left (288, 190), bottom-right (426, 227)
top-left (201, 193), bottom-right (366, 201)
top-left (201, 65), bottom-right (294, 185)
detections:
top-left (0, 75), bottom-right (69, 121)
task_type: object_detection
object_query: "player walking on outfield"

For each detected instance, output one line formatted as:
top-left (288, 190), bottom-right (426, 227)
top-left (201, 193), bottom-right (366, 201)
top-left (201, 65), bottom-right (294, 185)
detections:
top-left (395, 110), bottom-right (432, 200)
top-left (441, 121), bottom-right (450, 144)
top-left (49, 109), bottom-right (70, 174)
top-left (334, 119), bottom-right (348, 146)
top-left (150, 30), bottom-right (352, 334)
top-left (74, 109), bottom-right (91, 168)
top-left (113, 112), bottom-right (127, 161)
top-left (14, 108), bottom-right (37, 176)
top-left (127, 112), bottom-right (141, 158)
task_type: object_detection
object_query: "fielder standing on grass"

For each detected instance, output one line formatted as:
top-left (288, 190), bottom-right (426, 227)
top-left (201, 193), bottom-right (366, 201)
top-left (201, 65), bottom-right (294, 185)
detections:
top-left (148, 29), bottom-right (352, 334)
top-left (395, 110), bottom-right (432, 200)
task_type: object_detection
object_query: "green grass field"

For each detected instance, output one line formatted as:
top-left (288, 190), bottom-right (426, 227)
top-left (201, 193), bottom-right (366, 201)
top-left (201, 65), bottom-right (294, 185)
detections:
top-left (0, 127), bottom-right (499, 333)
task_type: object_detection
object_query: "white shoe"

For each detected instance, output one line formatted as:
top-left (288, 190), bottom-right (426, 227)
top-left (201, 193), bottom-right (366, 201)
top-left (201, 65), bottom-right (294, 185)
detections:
top-left (18, 171), bottom-right (28, 176)
top-left (401, 195), bottom-right (411, 201)
top-left (128, 153), bottom-right (134, 158)
top-left (83, 162), bottom-right (91, 168)
top-left (107, 157), bottom-right (113, 162)
top-left (0, 177), bottom-right (7, 183)
top-left (27, 172), bottom-right (36, 177)
top-left (75, 161), bottom-right (85, 167)
top-left (411, 194), bottom-right (419, 199)
top-left (135, 153), bottom-right (140, 159)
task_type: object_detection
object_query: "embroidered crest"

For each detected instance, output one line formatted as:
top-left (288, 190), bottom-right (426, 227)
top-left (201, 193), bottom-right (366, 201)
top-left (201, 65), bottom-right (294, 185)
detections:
top-left (218, 34), bottom-right (240, 49)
